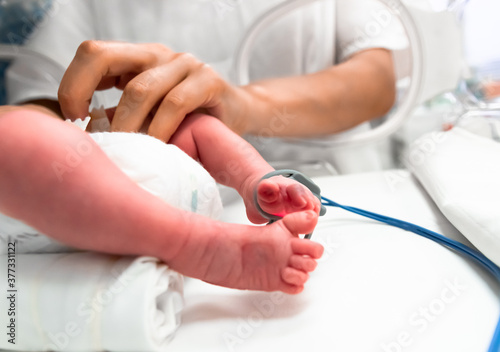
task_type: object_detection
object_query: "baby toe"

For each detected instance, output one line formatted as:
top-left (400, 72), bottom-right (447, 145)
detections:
top-left (286, 184), bottom-right (308, 208)
top-left (281, 284), bottom-right (304, 295)
top-left (282, 211), bottom-right (318, 235)
top-left (257, 179), bottom-right (280, 203)
top-left (281, 267), bottom-right (309, 286)
top-left (291, 237), bottom-right (324, 259)
top-left (289, 254), bottom-right (318, 272)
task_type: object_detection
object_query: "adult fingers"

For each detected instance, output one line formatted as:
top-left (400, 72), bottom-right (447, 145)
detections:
top-left (110, 53), bottom-right (199, 133)
top-left (148, 64), bottom-right (225, 142)
top-left (58, 41), bottom-right (172, 121)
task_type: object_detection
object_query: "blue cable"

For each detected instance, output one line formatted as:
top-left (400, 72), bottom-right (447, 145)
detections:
top-left (320, 196), bottom-right (500, 352)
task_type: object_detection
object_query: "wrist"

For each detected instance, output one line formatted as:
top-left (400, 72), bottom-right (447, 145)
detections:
top-left (239, 84), bottom-right (272, 135)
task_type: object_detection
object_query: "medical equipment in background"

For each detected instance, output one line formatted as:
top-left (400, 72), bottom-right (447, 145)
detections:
top-left (235, 0), bottom-right (465, 148)
top-left (392, 0), bottom-right (500, 162)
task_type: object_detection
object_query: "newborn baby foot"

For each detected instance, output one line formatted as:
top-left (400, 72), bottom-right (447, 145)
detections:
top-left (245, 175), bottom-right (321, 224)
top-left (166, 211), bottom-right (324, 294)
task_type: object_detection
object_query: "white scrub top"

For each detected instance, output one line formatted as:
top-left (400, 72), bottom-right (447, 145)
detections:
top-left (6, 0), bottom-right (407, 174)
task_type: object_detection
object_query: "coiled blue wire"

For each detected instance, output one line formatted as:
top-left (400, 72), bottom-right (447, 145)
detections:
top-left (320, 196), bottom-right (500, 352)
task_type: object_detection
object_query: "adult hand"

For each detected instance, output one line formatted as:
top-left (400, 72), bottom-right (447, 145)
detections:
top-left (58, 40), bottom-right (252, 141)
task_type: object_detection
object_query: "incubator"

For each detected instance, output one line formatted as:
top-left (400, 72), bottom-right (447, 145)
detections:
top-left (0, 0), bottom-right (500, 351)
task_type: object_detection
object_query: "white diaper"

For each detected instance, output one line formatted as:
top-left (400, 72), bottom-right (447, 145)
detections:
top-left (89, 131), bottom-right (223, 219)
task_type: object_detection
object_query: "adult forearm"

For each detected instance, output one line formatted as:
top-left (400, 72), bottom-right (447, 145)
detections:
top-left (240, 48), bottom-right (396, 137)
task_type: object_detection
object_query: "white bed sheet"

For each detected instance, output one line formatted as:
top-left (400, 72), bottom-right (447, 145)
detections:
top-left (168, 170), bottom-right (499, 352)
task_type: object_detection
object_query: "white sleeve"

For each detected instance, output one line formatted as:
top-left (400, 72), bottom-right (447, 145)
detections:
top-left (335, 0), bottom-right (409, 63)
top-left (5, 1), bottom-right (96, 104)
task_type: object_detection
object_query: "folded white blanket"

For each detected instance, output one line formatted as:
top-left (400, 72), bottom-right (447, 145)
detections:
top-left (0, 253), bottom-right (183, 351)
top-left (408, 127), bottom-right (500, 266)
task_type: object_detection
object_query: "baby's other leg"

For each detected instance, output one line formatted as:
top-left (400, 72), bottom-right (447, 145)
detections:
top-left (170, 113), bottom-right (320, 223)
top-left (255, 175), bottom-right (321, 221)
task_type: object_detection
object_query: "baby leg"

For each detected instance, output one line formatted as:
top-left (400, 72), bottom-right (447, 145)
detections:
top-left (0, 110), bottom-right (323, 293)
top-left (0, 110), bottom-right (187, 259)
top-left (169, 113), bottom-right (321, 224)
top-left (167, 210), bottom-right (324, 294)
